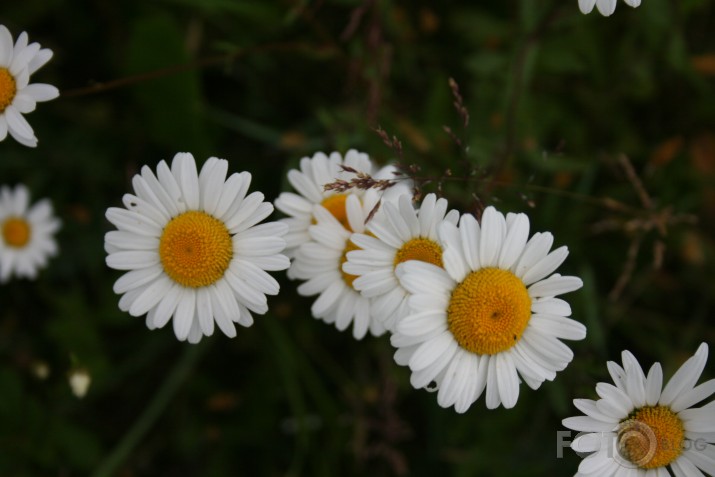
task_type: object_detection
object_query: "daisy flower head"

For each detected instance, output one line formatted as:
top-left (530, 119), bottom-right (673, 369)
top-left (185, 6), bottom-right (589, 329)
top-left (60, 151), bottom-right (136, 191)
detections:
top-left (0, 25), bottom-right (59, 147)
top-left (274, 149), bottom-right (409, 257)
top-left (579, 0), bottom-right (641, 16)
top-left (343, 193), bottom-right (460, 332)
top-left (0, 184), bottom-right (60, 282)
top-left (290, 188), bottom-right (403, 340)
top-left (105, 152), bottom-right (290, 344)
top-left (563, 343), bottom-right (715, 476)
top-left (391, 206), bottom-right (586, 412)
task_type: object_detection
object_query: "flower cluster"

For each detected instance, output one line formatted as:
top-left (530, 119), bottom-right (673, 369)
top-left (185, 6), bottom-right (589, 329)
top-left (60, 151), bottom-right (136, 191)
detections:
top-left (276, 150), bottom-right (586, 412)
top-left (2, 9), bottom-right (713, 476)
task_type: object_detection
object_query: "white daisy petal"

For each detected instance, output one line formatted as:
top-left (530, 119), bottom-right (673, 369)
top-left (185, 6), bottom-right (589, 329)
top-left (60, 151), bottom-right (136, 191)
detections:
top-left (459, 214), bottom-right (481, 270)
top-left (497, 212), bottom-right (529, 270)
top-left (496, 352), bottom-right (520, 409)
top-left (528, 274), bottom-right (583, 298)
top-left (479, 207), bottom-right (506, 267)
top-left (173, 289), bottom-right (196, 341)
top-left (660, 343), bottom-right (709, 406)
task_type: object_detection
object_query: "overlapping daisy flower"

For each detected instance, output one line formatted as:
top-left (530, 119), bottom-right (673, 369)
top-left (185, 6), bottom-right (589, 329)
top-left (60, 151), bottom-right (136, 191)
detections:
top-left (344, 193), bottom-right (459, 333)
top-left (105, 152), bottom-right (289, 344)
top-left (274, 149), bottom-right (412, 339)
top-left (290, 188), bottom-right (391, 339)
top-left (391, 206), bottom-right (586, 412)
top-left (563, 343), bottom-right (714, 476)
top-left (0, 25), bottom-right (59, 147)
top-left (0, 184), bottom-right (60, 282)
top-left (578, 0), bottom-right (641, 16)
top-left (274, 149), bottom-right (408, 258)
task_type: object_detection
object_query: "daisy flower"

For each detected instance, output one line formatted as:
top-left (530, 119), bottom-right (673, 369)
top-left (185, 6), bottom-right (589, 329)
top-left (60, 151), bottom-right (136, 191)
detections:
top-left (0, 25), bottom-right (59, 147)
top-left (105, 152), bottom-right (289, 344)
top-left (274, 149), bottom-right (409, 257)
top-left (290, 188), bottom-right (396, 339)
top-left (563, 343), bottom-right (715, 476)
top-left (391, 206), bottom-right (585, 412)
top-left (344, 193), bottom-right (460, 332)
top-left (0, 184), bottom-right (60, 282)
top-left (578, 0), bottom-right (641, 16)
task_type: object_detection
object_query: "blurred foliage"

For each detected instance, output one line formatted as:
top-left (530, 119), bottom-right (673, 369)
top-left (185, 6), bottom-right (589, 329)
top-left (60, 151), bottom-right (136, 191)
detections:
top-left (1, 0), bottom-right (715, 476)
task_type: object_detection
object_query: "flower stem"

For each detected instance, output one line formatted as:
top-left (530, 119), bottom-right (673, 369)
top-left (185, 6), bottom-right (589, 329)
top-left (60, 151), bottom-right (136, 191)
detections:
top-left (91, 343), bottom-right (205, 477)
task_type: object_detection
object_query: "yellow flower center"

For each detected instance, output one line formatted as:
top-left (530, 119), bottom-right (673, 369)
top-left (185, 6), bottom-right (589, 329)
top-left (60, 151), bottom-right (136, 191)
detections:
top-left (320, 194), bottom-right (351, 231)
top-left (159, 211), bottom-right (233, 288)
top-left (2, 217), bottom-right (31, 248)
top-left (447, 268), bottom-right (532, 355)
top-left (339, 237), bottom-right (361, 289)
top-left (393, 237), bottom-right (443, 268)
top-left (0, 68), bottom-right (17, 113)
top-left (618, 406), bottom-right (684, 469)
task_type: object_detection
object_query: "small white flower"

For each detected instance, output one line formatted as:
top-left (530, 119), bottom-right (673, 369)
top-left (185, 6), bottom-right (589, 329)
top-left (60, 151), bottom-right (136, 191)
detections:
top-left (391, 206), bottom-right (585, 412)
top-left (0, 184), bottom-right (60, 282)
top-left (274, 149), bottom-right (410, 257)
top-left (563, 343), bottom-right (715, 476)
top-left (105, 152), bottom-right (289, 343)
top-left (344, 193), bottom-right (459, 332)
top-left (579, 0), bottom-right (641, 16)
top-left (290, 189), bottom-right (394, 339)
top-left (0, 25), bottom-right (59, 147)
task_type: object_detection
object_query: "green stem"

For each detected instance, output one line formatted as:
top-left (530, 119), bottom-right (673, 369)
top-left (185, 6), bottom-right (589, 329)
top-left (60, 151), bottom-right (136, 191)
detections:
top-left (91, 343), bottom-right (205, 477)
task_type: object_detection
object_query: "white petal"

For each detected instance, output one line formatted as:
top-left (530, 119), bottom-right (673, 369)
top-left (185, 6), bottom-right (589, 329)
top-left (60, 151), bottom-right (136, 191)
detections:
top-left (172, 289), bottom-right (196, 341)
top-left (496, 352), bottom-right (520, 409)
top-left (478, 207), bottom-right (506, 267)
top-left (172, 153), bottom-right (200, 210)
top-left (22, 83), bottom-right (59, 102)
top-left (498, 213), bottom-right (529, 270)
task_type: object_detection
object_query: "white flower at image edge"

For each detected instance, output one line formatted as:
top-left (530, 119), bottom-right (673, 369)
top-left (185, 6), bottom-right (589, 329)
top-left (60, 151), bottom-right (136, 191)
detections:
top-left (0, 184), bottom-right (60, 282)
top-left (391, 206), bottom-right (586, 412)
top-left (579, 0), bottom-right (641, 16)
top-left (563, 343), bottom-right (715, 477)
top-left (105, 152), bottom-right (290, 344)
top-left (0, 25), bottom-right (59, 147)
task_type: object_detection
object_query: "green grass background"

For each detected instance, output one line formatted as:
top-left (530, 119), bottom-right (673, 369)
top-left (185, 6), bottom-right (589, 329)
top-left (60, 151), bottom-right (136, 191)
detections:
top-left (1, 0), bottom-right (714, 475)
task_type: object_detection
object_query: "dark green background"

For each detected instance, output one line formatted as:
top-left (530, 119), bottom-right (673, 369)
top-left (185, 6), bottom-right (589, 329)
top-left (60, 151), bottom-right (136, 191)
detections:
top-left (1, 0), bottom-right (714, 475)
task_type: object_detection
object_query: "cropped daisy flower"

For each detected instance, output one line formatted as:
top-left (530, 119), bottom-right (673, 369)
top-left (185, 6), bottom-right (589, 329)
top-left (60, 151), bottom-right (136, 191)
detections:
top-left (274, 150), bottom-right (373, 256)
top-left (391, 206), bottom-right (585, 412)
top-left (0, 184), bottom-right (60, 282)
top-left (274, 149), bottom-right (409, 257)
top-left (0, 25), bottom-right (59, 147)
top-left (344, 193), bottom-right (459, 332)
top-left (290, 188), bottom-right (393, 339)
top-left (563, 343), bottom-right (714, 476)
top-left (578, 0), bottom-right (641, 16)
top-left (105, 152), bottom-right (289, 344)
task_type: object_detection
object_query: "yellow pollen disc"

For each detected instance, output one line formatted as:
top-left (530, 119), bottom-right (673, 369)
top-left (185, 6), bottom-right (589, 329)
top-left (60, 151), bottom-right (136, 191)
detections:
top-left (319, 194), bottom-right (352, 231)
top-left (340, 238), bottom-right (361, 289)
top-left (159, 211), bottom-right (233, 288)
top-left (618, 406), bottom-right (684, 469)
top-left (2, 217), bottom-right (32, 248)
top-left (447, 268), bottom-right (532, 355)
top-left (394, 237), bottom-right (443, 268)
top-left (0, 68), bottom-right (17, 113)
